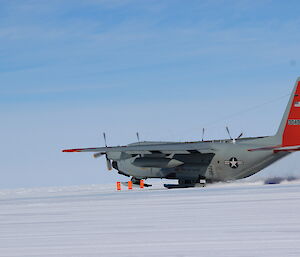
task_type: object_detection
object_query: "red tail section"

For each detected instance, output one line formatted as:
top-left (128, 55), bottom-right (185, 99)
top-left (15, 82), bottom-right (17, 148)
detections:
top-left (282, 81), bottom-right (300, 146)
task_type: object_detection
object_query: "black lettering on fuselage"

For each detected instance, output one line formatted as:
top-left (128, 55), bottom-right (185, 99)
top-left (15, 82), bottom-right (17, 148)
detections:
top-left (288, 119), bottom-right (300, 125)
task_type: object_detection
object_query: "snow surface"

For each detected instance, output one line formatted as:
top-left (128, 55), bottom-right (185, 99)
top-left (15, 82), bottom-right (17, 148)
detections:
top-left (1, 181), bottom-right (300, 257)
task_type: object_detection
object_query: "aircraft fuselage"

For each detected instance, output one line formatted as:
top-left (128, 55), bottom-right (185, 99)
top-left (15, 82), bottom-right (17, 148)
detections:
top-left (110, 137), bottom-right (289, 183)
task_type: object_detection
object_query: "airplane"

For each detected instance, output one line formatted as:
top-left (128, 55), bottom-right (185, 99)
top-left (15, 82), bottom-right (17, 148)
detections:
top-left (63, 78), bottom-right (300, 188)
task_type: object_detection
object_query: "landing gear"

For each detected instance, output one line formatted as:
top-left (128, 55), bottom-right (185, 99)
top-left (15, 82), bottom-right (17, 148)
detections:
top-left (199, 179), bottom-right (206, 187)
top-left (131, 177), bottom-right (152, 187)
top-left (164, 178), bottom-right (206, 189)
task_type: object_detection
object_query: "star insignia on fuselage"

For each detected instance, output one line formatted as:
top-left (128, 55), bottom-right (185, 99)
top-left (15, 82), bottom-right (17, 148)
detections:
top-left (225, 157), bottom-right (243, 169)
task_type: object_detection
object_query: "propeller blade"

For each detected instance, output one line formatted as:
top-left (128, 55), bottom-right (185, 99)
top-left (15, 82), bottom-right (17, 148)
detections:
top-left (101, 132), bottom-right (112, 170)
top-left (226, 126), bottom-right (233, 140)
top-left (93, 152), bottom-right (105, 158)
top-left (103, 132), bottom-right (107, 147)
top-left (106, 157), bottom-right (112, 171)
top-left (237, 132), bottom-right (243, 139)
top-left (202, 128), bottom-right (205, 142)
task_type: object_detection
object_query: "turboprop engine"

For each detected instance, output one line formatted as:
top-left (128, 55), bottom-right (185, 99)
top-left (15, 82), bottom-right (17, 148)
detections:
top-left (132, 157), bottom-right (184, 168)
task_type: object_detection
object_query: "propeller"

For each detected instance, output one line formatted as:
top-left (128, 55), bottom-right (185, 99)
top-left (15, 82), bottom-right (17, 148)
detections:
top-left (202, 128), bottom-right (205, 142)
top-left (226, 126), bottom-right (243, 144)
top-left (226, 126), bottom-right (233, 140)
top-left (93, 152), bottom-right (104, 158)
top-left (237, 132), bottom-right (243, 139)
top-left (103, 132), bottom-right (107, 147)
top-left (106, 156), bottom-right (112, 171)
top-left (136, 132), bottom-right (140, 143)
top-left (93, 132), bottom-right (112, 171)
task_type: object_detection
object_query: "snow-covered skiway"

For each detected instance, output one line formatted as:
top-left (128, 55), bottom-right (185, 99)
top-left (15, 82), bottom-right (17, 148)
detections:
top-left (1, 181), bottom-right (300, 257)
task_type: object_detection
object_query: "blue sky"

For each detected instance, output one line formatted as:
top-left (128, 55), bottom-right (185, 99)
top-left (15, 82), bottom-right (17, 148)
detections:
top-left (1, 0), bottom-right (300, 188)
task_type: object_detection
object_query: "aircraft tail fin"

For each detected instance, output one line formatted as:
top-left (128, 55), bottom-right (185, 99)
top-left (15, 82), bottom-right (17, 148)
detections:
top-left (276, 78), bottom-right (300, 147)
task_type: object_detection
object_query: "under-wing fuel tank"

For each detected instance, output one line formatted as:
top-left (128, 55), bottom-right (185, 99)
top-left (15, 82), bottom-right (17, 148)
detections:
top-left (131, 157), bottom-right (184, 168)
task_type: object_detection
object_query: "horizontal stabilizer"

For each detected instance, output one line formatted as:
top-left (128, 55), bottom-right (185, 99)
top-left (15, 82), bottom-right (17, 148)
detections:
top-left (273, 145), bottom-right (300, 152)
top-left (248, 145), bottom-right (300, 152)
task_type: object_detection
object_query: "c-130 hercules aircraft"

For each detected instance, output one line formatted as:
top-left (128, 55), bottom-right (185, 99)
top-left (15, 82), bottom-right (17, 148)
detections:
top-left (63, 78), bottom-right (300, 188)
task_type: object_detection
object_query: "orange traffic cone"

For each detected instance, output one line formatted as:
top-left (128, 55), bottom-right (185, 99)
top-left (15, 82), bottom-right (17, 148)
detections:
top-left (128, 181), bottom-right (133, 190)
top-left (116, 182), bottom-right (121, 191)
top-left (140, 180), bottom-right (144, 189)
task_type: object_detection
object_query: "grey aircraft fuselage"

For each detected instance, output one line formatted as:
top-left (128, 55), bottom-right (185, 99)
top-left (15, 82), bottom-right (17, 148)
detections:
top-left (63, 78), bottom-right (300, 187)
top-left (112, 137), bottom-right (289, 183)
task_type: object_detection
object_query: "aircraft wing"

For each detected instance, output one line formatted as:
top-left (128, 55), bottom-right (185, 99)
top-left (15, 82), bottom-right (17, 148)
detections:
top-left (62, 142), bottom-right (215, 155)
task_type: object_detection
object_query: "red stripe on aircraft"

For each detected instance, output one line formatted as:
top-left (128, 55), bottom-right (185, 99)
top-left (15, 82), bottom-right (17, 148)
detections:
top-left (282, 81), bottom-right (300, 147)
top-left (62, 148), bottom-right (98, 152)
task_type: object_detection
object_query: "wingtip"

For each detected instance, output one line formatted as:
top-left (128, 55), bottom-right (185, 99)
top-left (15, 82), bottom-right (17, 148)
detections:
top-left (62, 149), bottom-right (80, 152)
